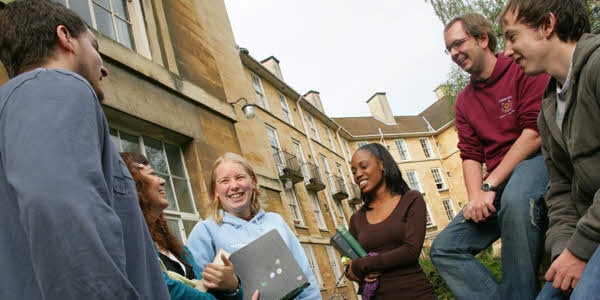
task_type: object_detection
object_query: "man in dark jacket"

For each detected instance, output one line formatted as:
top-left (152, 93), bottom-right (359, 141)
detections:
top-left (0, 1), bottom-right (169, 299)
top-left (501, 0), bottom-right (600, 298)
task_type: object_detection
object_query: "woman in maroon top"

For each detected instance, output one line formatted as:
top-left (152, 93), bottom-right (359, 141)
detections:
top-left (345, 143), bottom-right (435, 299)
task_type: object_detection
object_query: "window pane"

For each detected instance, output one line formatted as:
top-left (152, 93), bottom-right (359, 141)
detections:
top-left (143, 136), bottom-right (168, 173)
top-left (166, 219), bottom-right (183, 242)
top-left (93, 0), bottom-right (110, 9)
top-left (119, 131), bottom-right (140, 154)
top-left (115, 17), bottom-right (133, 49)
top-left (182, 219), bottom-right (198, 238)
top-left (93, 4), bottom-right (116, 40)
top-left (109, 128), bottom-right (121, 151)
top-left (165, 143), bottom-right (185, 177)
top-left (159, 174), bottom-right (177, 211)
top-left (110, 0), bottom-right (128, 19)
top-left (173, 177), bottom-right (194, 213)
top-left (68, 0), bottom-right (93, 26)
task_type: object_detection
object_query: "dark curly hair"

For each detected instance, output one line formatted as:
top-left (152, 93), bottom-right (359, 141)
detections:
top-left (120, 152), bottom-right (185, 257)
top-left (357, 143), bottom-right (410, 212)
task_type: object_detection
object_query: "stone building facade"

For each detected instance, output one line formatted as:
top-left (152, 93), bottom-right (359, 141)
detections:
top-left (0, 0), bottom-right (469, 298)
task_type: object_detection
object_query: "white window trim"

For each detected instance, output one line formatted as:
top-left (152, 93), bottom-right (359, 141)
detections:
top-left (431, 168), bottom-right (447, 191)
top-left (307, 114), bottom-right (320, 142)
top-left (344, 140), bottom-right (351, 158)
top-left (250, 72), bottom-right (269, 110)
top-left (265, 125), bottom-right (283, 173)
top-left (336, 200), bottom-right (348, 228)
top-left (394, 139), bottom-right (410, 161)
top-left (425, 203), bottom-right (436, 228)
top-left (285, 187), bottom-right (305, 226)
top-left (326, 128), bottom-right (336, 152)
top-left (326, 246), bottom-right (346, 287)
top-left (302, 244), bottom-right (325, 289)
top-left (420, 138), bottom-right (434, 158)
top-left (406, 170), bottom-right (423, 193)
top-left (310, 192), bottom-right (327, 230)
top-left (336, 162), bottom-right (348, 193)
top-left (292, 139), bottom-right (308, 178)
top-left (279, 93), bottom-right (294, 125)
top-left (320, 155), bottom-right (333, 189)
top-left (442, 198), bottom-right (456, 221)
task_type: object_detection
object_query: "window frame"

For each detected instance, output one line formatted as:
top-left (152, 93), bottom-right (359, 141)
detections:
top-left (285, 187), bottom-right (305, 226)
top-left (394, 139), bottom-right (410, 161)
top-left (306, 114), bottom-right (320, 142)
top-left (326, 128), bottom-right (336, 152)
top-left (309, 192), bottom-right (327, 230)
top-left (278, 92), bottom-right (294, 125)
top-left (420, 138), bottom-right (434, 158)
top-left (406, 170), bottom-right (423, 193)
top-left (431, 167), bottom-right (447, 191)
top-left (265, 125), bottom-right (283, 173)
top-left (442, 198), bottom-right (456, 221)
top-left (302, 244), bottom-right (325, 289)
top-left (325, 245), bottom-right (346, 287)
top-left (425, 203), bottom-right (436, 227)
top-left (250, 72), bottom-right (269, 110)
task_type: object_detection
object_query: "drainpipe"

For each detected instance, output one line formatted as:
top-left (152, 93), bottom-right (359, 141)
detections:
top-left (295, 96), bottom-right (338, 228)
top-left (422, 116), bottom-right (460, 209)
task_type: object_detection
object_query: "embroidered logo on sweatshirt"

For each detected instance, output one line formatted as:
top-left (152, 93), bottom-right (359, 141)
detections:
top-left (498, 96), bottom-right (514, 118)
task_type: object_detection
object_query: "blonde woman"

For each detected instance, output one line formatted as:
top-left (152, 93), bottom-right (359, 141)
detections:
top-left (186, 153), bottom-right (320, 299)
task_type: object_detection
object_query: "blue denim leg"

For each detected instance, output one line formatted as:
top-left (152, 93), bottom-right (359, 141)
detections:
top-left (497, 152), bottom-right (549, 299)
top-left (431, 152), bottom-right (548, 300)
top-left (536, 282), bottom-right (567, 300)
top-left (430, 209), bottom-right (501, 300)
top-left (571, 245), bottom-right (600, 299)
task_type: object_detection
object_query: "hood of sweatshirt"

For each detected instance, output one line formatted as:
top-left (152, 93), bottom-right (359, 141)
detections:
top-left (571, 33), bottom-right (600, 80)
top-left (220, 209), bottom-right (266, 229)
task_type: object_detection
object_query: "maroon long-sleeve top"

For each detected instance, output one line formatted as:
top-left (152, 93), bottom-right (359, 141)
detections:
top-left (349, 190), bottom-right (435, 299)
top-left (455, 53), bottom-right (550, 173)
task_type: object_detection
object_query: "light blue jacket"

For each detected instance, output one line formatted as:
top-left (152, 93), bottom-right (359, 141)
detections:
top-left (162, 246), bottom-right (242, 300)
top-left (186, 210), bottom-right (321, 300)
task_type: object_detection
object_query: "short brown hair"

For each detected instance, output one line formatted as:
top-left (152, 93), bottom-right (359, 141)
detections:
top-left (445, 13), bottom-right (497, 53)
top-left (209, 153), bottom-right (263, 225)
top-left (499, 0), bottom-right (590, 42)
top-left (0, 0), bottom-right (87, 78)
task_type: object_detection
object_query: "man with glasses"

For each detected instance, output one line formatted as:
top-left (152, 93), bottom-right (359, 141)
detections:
top-left (430, 12), bottom-right (550, 299)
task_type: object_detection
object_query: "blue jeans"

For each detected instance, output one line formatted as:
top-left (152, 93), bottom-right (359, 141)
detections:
top-left (536, 246), bottom-right (600, 299)
top-left (430, 152), bottom-right (549, 300)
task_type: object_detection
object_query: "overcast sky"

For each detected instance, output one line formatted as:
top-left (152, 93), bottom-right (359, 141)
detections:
top-left (224, 1), bottom-right (455, 117)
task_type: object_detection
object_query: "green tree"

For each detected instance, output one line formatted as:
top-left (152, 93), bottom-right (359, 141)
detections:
top-left (426, 0), bottom-right (600, 106)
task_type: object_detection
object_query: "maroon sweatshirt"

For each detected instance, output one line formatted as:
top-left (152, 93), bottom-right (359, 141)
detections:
top-left (455, 53), bottom-right (550, 174)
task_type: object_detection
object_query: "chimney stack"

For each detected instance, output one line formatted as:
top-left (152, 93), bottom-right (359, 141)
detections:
top-left (260, 56), bottom-right (284, 81)
top-left (304, 90), bottom-right (325, 113)
top-left (367, 92), bottom-right (396, 125)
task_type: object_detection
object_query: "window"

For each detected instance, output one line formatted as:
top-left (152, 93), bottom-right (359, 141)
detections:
top-left (251, 72), bottom-right (269, 110)
top-left (319, 155), bottom-right (333, 188)
top-left (54, 0), bottom-right (151, 58)
top-left (357, 141), bottom-right (368, 148)
top-left (394, 139), bottom-right (410, 161)
top-left (302, 244), bottom-right (325, 288)
top-left (335, 162), bottom-right (348, 193)
top-left (292, 139), bottom-right (308, 178)
top-left (326, 128), bottom-right (337, 152)
top-left (307, 114), bottom-right (319, 141)
top-left (310, 192), bottom-right (327, 230)
top-left (442, 198), bottom-right (455, 221)
top-left (279, 93), bottom-right (294, 125)
top-left (265, 126), bottom-right (283, 173)
top-left (420, 138), bottom-right (434, 158)
top-left (425, 203), bottom-right (435, 227)
top-left (285, 187), bottom-right (305, 226)
top-left (431, 168), bottom-right (447, 190)
top-left (344, 140), bottom-right (351, 158)
top-left (109, 128), bottom-right (198, 242)
top-left (326, 246), bottom-right (346, 286)
top-left (406, 170), bottom-right (423, 193)
top-left (336, 200), bottom-right (348, 228)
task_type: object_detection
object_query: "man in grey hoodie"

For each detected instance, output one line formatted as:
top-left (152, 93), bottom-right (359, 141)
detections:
top-left (0, 1), bottom-right (170, 299)
top-left (500, 0), bottom-right (600, 298)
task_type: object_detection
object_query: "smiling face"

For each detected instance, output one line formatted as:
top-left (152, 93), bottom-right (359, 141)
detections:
top-left (139, 164), bottom-right (169, 219)
top-left (444, 21), bottom-right (489, 77)
top-left (72, 28), bottom-right (108, 101)
top-left (213, 161), bottom-right (256, 219)
top-left (351, 149), bottom-right (385, 195)
top-left (502, 10), bottom-right (549, 76)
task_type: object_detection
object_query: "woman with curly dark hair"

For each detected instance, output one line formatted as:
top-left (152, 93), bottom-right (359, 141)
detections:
top-left (120, 152), bottom-right (245, 300)
top-left (344, 143), bottom-right (435, 299)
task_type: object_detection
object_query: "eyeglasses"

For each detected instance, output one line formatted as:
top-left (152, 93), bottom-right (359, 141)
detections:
top-left (444, 36), bottom-right (471, 55)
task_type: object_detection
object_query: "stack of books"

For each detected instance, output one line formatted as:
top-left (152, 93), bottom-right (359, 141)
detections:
top-left (330, 225), bottom-right (367, 260)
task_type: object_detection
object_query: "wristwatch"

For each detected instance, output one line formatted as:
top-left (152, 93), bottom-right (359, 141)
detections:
top-left (481, 181), bottom-right (498, 192)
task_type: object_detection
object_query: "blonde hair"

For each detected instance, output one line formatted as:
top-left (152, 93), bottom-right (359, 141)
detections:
top-left (208, 152), bottom-right (262, 225)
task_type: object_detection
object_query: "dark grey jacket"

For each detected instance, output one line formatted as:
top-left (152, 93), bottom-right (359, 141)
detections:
top-left (539, 33), bottom-right (600, 261)
top-left (0, 69), bottom-right (170, 299)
